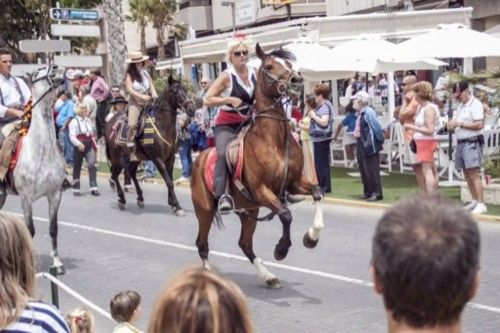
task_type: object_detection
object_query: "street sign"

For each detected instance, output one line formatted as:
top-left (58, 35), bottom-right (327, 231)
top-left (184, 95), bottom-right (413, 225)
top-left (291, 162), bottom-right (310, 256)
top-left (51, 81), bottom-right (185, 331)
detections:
top-left (50, 8), bottom-right (99, 21)
top-left (19, 40), bottom-right (71, 53)
top-left (12, 64), bottom-right (45, 77)
top-left (54, 55), bottom-right (102, 68)
top-left (51, 24), bottom-right (101, 37)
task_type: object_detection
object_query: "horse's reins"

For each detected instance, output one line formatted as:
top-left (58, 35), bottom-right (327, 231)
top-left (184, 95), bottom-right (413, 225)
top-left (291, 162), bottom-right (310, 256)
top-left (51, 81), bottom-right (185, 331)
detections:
top-left (29, 67), bottom-right (63, 110)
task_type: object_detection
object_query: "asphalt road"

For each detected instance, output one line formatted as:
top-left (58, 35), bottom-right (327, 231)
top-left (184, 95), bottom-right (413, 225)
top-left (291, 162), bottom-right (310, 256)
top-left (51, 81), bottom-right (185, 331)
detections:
top-left (2, 178), bottom-right (500, 332)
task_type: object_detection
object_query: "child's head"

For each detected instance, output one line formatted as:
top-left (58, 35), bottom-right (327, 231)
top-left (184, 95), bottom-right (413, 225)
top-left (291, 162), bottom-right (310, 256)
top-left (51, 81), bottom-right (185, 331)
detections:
top-left (66, 307), bottom-right (94, 333)
top-left (110, 290), bottom-right (141, 323)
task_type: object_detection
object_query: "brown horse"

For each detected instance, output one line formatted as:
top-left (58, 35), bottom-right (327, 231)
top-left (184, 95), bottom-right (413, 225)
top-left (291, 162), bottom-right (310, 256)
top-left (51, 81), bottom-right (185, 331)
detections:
top-left (105, 76), bottom-right (194, 215)
top-left (191, 44), bottom-right (324, 288)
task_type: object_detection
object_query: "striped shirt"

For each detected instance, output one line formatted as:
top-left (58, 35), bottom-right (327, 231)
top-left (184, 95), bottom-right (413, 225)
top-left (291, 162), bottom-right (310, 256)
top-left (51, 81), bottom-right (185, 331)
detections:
top-left (1, 301), bottom-right (70, 333)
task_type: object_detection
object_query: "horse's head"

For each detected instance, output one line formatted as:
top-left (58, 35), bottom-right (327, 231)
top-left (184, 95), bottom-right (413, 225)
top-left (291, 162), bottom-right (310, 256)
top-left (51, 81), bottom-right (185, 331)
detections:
top-left (255, 43), bottom-right (303, 99)
top-left (28, 65), bottom-right (65, 102)
top-left (165, 76), bottom-right (195, 117)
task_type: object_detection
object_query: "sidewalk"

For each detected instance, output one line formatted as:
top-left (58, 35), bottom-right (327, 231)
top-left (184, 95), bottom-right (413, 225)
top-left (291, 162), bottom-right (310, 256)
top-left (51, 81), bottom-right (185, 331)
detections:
top-left (93, 164), bottom-right (500, 223)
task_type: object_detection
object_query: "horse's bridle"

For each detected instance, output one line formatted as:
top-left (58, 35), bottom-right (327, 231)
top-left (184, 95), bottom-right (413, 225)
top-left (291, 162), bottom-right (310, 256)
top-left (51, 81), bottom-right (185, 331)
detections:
top-left (30, 65), bottom-right (64, 109)
top-left (262, 60), bottom-right (294, 97)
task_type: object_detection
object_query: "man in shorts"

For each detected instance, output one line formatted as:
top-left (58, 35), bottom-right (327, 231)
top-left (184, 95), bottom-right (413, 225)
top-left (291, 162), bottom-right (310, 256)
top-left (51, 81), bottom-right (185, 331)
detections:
top-left (448, 81), bottom-right (486, 214)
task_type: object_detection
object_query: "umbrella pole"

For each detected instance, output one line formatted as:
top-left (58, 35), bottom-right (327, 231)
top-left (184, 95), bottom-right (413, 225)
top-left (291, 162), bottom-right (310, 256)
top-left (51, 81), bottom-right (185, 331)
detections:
top-left (388, 72), bottom-right (396, 121)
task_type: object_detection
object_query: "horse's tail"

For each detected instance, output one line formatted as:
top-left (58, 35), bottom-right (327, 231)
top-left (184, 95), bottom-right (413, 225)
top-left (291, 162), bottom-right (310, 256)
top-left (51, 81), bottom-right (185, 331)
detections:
top-left (214, 211), bottom-right (224, 229)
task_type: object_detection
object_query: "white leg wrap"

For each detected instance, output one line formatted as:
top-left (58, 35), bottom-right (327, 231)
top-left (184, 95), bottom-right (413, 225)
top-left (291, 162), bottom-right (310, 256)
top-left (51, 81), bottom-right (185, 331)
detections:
top-left (202, 260), bottom-right (211, 270)
top-left (254, 258), bottom-right (277, 282)
top-left (308, 201), bottom-right (324, 241)
top-left (52, 256), bottom-right (63, 268)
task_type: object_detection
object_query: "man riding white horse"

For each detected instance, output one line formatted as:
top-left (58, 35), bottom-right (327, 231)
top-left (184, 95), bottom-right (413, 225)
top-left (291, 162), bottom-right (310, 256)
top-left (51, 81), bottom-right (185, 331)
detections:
top-left (0, 48), bottom-right (31, 195)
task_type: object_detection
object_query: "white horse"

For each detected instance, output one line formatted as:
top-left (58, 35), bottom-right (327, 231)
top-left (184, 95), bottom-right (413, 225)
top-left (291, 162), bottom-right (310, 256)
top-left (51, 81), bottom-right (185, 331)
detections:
top-left (0, 65), bottom-right (66, 274)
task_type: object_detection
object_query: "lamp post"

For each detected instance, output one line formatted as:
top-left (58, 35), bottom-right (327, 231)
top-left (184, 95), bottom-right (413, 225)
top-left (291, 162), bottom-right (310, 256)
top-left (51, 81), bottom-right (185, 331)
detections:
top-left (221, 0), bottom-right (236, 32)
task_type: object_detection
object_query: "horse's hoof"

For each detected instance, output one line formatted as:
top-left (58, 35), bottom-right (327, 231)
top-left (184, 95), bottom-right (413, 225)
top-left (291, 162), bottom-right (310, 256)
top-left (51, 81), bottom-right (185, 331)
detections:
top-left (137, 200), bottom-right (144, 208)
top-left (274, 245), bottom-right (289, 261)
top-left (56, 266), bottom-right (65, 275)
top-left (174, 208), bottom-right (185, 217)
top-left (118, 202), bottom-right (126, 210)
top-left (303, 232), bottom-right (319, 248)
top-left (266, 277), bottom-right (282, 289)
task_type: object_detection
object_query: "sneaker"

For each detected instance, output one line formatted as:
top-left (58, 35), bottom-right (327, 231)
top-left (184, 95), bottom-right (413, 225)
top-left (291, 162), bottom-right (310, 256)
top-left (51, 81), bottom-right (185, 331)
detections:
top-left (175, 176), bottom-right (190, 184)
top-left (124, 185), bottom-right (133, 192)
top-left (463, 201), bottom-right (477, 211)
top-left (471, 203), bottom-right (487, 215)
top-left (73, 189), bottom-right (81, 196)
top-left (217, 196), bottom-right (234, 215)
top-left (91, 190), bottom-right (100, 196)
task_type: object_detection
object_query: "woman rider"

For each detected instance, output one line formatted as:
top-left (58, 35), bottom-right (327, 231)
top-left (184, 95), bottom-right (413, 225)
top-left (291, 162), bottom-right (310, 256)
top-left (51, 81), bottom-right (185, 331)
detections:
top-left (204, 33), bottom-right (256, 214)
top-left (124, 51), bottom-right (158, 161)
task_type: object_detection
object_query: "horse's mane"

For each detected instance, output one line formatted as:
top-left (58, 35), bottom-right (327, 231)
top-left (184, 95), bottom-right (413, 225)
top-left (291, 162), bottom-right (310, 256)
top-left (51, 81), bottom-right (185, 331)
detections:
top-left (268, 48), bottom-right (296, 62)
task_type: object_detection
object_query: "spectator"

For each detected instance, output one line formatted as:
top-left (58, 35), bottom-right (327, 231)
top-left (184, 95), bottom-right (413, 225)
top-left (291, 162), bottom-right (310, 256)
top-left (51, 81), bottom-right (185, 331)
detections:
top-left (378, 74), bottom-right (388, 106)
top-left (0, 212), bottom-right (70, 332)
top-left (298, 94), bottom-right (318, 185)
top-left (404, 81), bottom-right (440, 193)
top-left (189, 97), bottom-right (209, 152)
top-left (69, 104), bottom-right (99, 196)
top-left (141, 160), bottom-right (157, 181)
top-left (56, 91), bottom-right (75, 168)
top-left (290, 94), bottom-right (302, 123)
top-left (110, 290), bottom-right (142, 333)
top-left (66, 307), bottom-right (94, 333)
top-left (372, 194), bottom-right (480, 333)
top-left (175, 109), bottom-right (192, 184)
top-left (308, 83), bottom-right (335, 194)
top-left (398, 75), bottom-right (424, 191)
top-left (147, 266), bottom-right (253, 333)
top-left (78, 85), bottom-right (97, 133)
top-left (333, 102), bottom-right (357, 168)
top-left (448, 81), bottom-right (487, 214)
top-left (353, 91), bottom-right (384, 201)
top-left (197, 77), bottom-right (217, 147)
top-left (89, 69), bottom-right (110, 140)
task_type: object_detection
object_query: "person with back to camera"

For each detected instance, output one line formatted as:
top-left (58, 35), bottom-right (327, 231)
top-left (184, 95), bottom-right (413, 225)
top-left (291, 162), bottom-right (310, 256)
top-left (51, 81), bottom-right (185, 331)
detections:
top-left (110, 290), bottom-right (142, 333)
top-left (371, 193), bottom-right (480, 333)
top-left (66, 307), bottom-right (94, 333)
top-left (447, 81), bottom-right (487, 215)
top-left (404, 81), bottom-right (440, 193)
top-left (124, 51), bottom-right (158, 161)
top-left (298, 94), bottom-right (318, 185)
top-left (0, 212), bottom-right (70, 332)
top-left (203, 32), bottom-right (256, 214)
top-left (308, 83), bottom-right (336, 194)
top-left (147, 266), bottom-right (253, 333)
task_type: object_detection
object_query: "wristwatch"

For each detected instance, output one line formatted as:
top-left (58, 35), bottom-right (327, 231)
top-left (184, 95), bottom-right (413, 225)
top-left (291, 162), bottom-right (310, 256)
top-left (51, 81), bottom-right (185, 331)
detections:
top-left (459, 121), bottom-right (464, 128)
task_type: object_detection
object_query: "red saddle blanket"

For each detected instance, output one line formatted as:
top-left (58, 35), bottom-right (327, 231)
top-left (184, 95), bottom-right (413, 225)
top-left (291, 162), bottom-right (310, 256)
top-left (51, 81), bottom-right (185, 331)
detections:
top-left (204, 128), bottom-right (247, 194)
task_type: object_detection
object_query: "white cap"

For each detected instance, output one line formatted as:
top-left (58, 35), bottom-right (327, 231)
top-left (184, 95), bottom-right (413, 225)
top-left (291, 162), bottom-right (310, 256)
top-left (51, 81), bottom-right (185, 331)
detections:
top-left (354, 90), bottom-right (370, 103)
top-left (83, 69), bottom-right (91, 76)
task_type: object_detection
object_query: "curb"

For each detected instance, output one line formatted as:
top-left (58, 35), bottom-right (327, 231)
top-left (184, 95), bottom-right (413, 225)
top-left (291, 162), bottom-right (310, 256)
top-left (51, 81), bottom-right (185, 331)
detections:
top-left (93, 172), bottom-right (499, 224)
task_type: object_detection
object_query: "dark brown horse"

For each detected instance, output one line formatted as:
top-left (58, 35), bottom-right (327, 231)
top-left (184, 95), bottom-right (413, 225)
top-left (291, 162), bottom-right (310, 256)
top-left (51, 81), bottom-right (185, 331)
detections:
top-left (191, 44), bottom-right (324, 288)
top-left (105, 77), bottom-right (194, 215)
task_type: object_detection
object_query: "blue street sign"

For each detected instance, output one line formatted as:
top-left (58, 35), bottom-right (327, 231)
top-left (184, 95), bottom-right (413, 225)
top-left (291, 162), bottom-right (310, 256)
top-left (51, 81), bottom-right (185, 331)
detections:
top-left (50, 8), bottom-right (99, 21)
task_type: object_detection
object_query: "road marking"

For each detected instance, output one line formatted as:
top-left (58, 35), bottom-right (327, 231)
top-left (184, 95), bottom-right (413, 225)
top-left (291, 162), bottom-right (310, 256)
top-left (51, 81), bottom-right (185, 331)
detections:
top-left (14, 213), bottom-right (500, 315)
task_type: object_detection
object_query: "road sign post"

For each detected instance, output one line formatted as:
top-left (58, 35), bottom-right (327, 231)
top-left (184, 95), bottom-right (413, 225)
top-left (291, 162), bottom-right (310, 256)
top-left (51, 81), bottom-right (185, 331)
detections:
top-left (19, 40), bottom-right (71, 53)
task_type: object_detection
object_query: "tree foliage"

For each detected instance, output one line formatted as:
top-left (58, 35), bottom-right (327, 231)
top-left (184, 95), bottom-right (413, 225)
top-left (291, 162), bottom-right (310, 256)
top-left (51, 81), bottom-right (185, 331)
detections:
top-left (0, 0), bottom-right (102, 62)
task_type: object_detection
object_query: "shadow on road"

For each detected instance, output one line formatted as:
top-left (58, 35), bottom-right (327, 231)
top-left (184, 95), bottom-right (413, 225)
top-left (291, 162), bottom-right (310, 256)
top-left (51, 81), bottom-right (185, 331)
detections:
top-left (36, 254), bottom-right (82, 273)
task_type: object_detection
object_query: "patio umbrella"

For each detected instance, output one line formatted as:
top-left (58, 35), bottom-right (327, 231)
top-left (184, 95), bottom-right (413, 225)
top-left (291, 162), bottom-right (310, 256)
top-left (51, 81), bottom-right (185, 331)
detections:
top-left (396, 23), bottom-right (500, 58)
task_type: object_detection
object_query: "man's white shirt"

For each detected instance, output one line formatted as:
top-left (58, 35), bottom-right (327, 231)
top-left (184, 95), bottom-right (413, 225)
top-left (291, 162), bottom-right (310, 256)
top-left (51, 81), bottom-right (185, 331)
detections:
top-left (0, 74), bottom-right (32, 117)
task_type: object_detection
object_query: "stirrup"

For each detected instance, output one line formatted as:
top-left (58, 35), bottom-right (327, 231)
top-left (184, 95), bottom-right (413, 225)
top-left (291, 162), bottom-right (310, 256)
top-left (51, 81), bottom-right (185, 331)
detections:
top-left (217, 194), bottom-right (234, 215)
top-left (126, 142), bottom-right (135, 148)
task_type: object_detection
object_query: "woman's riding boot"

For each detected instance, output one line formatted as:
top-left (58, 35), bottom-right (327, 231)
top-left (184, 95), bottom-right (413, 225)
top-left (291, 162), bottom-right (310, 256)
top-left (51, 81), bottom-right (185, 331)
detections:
top-left (126, 126), bottom-right (137, 149)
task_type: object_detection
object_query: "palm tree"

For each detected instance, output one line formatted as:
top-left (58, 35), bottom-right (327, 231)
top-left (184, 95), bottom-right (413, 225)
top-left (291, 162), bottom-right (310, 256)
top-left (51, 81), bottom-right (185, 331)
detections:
top-left (126, 0), bottom-right (148, 54)
top-left (103, 0), bottom-right (128, 86)
top-left (145, 0), bottom-right (186, 61)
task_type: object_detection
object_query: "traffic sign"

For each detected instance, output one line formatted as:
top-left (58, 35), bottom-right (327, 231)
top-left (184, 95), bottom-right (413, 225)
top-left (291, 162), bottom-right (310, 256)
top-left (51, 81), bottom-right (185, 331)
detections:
top-left (12, 64), bottom-right (45, 77)
top-left (50, 8), bottom-right (99, 21)
top-left (19, 40), bottom-right (71, 53)
top-left (54, 55), bottom-right (103, 68)
top-left (51, 24), bottom-right (100, 37)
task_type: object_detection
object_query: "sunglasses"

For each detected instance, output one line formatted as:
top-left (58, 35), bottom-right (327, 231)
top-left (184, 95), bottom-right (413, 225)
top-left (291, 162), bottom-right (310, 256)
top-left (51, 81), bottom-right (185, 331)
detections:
top-left (233, 50), bottom-right (248, 57)
top-left (201, 82), bottom-right (208, 85)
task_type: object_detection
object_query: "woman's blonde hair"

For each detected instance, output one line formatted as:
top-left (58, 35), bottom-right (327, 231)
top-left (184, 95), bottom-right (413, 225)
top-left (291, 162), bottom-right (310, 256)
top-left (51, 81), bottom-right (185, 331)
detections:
top-left (225, 33), bottom-right (252, 65)
top-left (411, 81), bottom-right (434, 101)
top-left (66, 307), bottom-right (94, 333)
top-left (75, 103), bottom-right (88, 117)
top-left (147, 266), bottom-right (254, 333)
top-left (0, 212), bottom-right (35, 328)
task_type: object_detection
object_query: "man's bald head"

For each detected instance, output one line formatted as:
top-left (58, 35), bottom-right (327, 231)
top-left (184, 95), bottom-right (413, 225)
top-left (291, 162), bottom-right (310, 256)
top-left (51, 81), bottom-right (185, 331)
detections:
top-left (402, 75), bottom-right (418, 93)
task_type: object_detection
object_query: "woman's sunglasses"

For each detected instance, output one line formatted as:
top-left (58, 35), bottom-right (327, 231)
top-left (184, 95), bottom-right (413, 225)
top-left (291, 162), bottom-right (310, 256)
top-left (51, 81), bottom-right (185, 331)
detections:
top-left (233, 50), bottom-right (248, 57)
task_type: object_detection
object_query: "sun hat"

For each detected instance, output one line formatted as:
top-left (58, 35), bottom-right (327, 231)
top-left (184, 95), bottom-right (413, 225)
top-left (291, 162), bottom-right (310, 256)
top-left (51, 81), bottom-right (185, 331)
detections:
top-left (354, 90), bottom-right (370, 103)
top-left (110, 95), bottom-right (129, 105)
top-left (126, 51), bottom-right (149, 64)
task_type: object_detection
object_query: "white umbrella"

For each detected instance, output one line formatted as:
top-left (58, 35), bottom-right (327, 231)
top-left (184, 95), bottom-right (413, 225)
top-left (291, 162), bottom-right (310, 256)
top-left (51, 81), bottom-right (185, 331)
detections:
top-left (396, 23), bottom-right (500, 58)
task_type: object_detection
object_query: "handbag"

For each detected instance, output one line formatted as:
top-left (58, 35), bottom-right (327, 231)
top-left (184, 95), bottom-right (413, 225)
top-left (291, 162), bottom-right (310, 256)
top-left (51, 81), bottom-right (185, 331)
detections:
top-left (309, 103), bottom-right (333, 139)
top-left (410, 139), bottom-right (417, 153)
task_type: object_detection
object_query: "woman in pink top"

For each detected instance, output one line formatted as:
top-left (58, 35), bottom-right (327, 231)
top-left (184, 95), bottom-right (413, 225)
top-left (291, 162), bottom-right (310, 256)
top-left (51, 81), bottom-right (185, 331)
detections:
top-left (404, 81), bottom-right (440, 193)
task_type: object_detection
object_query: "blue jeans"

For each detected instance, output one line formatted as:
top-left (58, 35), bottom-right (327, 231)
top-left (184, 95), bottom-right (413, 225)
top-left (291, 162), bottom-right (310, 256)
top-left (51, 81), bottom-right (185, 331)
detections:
top-left (178, 138), bottom-right (192, 177)
top-left (59, 128), bottom-right (73, 165)
top-left (143, 160), bottom-right (157, 178)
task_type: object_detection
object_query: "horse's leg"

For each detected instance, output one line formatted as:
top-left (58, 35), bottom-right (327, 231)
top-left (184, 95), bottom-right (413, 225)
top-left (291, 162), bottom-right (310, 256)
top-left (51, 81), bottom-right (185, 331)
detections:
top-left (195, 208), bottom-right (215, 270)
top-left (289, 177), bottom-right (324, 248)
top-left (129, 160), bottom-right (144, 207)
top-left (47, 191), bottom-right (64, 275)
top-left (111, 163), bottom-right (126, 209)
top-left (238, 210), bottom-right (281, 289)
top-left (20, 195), bottom-right (35, 237)
top-left (152, 157), bottom-right (184, 216)
top-left (253, 185), bottom-right (293, 261)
